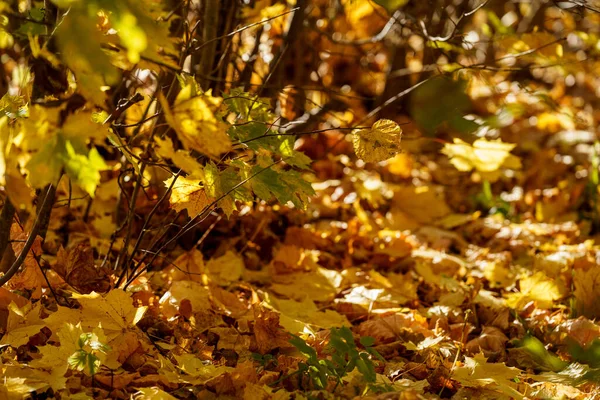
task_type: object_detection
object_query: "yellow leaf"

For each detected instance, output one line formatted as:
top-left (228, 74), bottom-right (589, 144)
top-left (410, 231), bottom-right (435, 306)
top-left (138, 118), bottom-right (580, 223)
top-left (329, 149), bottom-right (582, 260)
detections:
top-left (0, 302), bottom-right (44, 348)
top-left (155, 136), bottom-right (205, 176)
top-left (264, 296), bottom-right (350, 334)
top-left (160, 88), bottom-right (232, 159)
top-left (573, 266), bottom-right (600, 318)
top-left (483, 261), bottom-right (516, 289)
top-left (135, 388), bottom-right (179, 400)
top-left (536, 111), bottom-right (575, 133)
top-left (206, 251), bottom-right (244, 285)
top-left (392, 185), bottom-right (451, 224)
top-left (173, 353), bottom-right (231, 381)
top-left (159, 280), bottom-right (211, 318)
top-left (30, 323), bottom-right (82, 389)
top-left (506, 271), bottom-right (566, 310)
top-left (55, 10), bottom-right (118, 105)
top-left (43, 290), bottom-right (147, 369)
top-left (442, 138), bottom-right (521, 177)
top-left (167, 248), bottom-right (205, 283)
top-left (270, 267), bottom-right (342, 302)
top-left (385, 153), bottom-right (413, 178)
top-left (452, 354), bottom-right (524, 399)
top-left (352, 119), bottom-right (402, 163)
top-left (165, 176), bottom-right (213, 217)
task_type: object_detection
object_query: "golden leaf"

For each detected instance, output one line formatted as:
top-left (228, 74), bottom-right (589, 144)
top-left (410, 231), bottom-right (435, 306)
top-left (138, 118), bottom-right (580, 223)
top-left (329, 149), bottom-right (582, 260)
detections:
top-left (160, 87), bottom-right (232, 159)
top-left (573, 266), bottom-right (600, 318)
top-left (452, 354), bottom-right (524, 399)
top-left (392, 185), bottom-right (451, 224)
top-left (159, 280), bottom-right (211, 318)
top-left (441, 138), bottom-right (522, 181)
top-left (506, 271), bottom-right (567, 310)
top-left (155, 136), bottom-right (205, 176)
top-left (165, 176), bottom-right (214, 217)
top-left (206, 251), bottom-right (244, 285)
top-left (352, 119), bottom-right (402, 163)
top-left (263, 295), bottom-right (349, 334)
top-left (167, 248), bottom-right (205, 283)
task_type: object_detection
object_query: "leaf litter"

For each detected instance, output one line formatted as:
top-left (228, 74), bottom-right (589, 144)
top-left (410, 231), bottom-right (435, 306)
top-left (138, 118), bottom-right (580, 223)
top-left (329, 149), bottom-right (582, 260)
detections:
top-left (3, 135), bottom-right (600, 400)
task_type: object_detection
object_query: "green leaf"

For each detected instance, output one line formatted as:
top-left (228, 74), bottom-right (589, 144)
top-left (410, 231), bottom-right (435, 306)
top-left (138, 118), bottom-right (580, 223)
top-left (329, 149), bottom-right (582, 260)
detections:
top-left (410, 77), bottom-right (478, 136)
top-left (357, 353), bottom-right (377, 383)
top-left (26, 135), bottom-right (107, 196)
top-left (518, 335), bottom-right (568, 372)
top-left (63, 143), bottom-right (108, 196)
top-left (360, 336), bottom-right (376, 348)
top-left (568, 339), bottom-right (600, 368)
top-left (290, 335), bottom-right (317, 360)
top-left (224, 89), bottom-right (273, 122)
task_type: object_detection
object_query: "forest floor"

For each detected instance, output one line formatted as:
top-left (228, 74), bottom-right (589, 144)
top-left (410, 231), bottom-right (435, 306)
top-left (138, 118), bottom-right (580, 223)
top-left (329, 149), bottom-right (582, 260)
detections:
top-left (2, 128), bottom-right (600, 400)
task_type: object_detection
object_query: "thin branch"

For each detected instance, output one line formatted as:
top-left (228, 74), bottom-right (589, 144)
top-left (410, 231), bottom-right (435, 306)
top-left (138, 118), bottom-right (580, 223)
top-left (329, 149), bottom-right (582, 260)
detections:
top-left (192, 7), bottom-right (300, 52)
top-left (123, 159), bottom-right (286, 289)
top-left (0, 185), bottom-right (53, 288)
top-left (0, 199), bottom-right (16, 259)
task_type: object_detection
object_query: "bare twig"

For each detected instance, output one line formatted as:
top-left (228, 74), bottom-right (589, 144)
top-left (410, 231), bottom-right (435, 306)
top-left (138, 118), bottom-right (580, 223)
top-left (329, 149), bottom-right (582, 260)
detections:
top-left (0, 185), bottom-right (53, 288)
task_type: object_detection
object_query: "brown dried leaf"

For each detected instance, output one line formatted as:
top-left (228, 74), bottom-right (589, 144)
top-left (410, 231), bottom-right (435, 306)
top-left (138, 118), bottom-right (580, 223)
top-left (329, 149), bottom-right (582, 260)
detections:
top-left (252, 307), bottom-right (290, 354)
top-left (54, 244), bottom-right (112, 294)
top-left (7, 223), bottom-right (44, 298)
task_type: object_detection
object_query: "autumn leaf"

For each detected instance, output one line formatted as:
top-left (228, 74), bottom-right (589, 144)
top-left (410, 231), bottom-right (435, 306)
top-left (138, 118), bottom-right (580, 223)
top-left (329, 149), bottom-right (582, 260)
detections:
top-left (160, 86), bottom-right (232, 159)
top-left (352, 119), bottom-right (402, 163)
top-left (252, 307), bottom-right (291, 354)
top-left (264, 295), bottom-right (350, 334)
top-left (205, 251), bottom-right (244, 285)
top-left (155, 136), bottom-right (205, 176)
top-left (441, 138), bottom-right (522, 182)
top-left (54, 244), bottom-right (112, 294)
top-left (452, 354), bottom-right (525, 399)
top-left (6, 223), bottom-right (45, 299)
top-left (159, 280), bottom-right (211, 318)
top-left (165, 175), bottom-right (213, 217)
top-left (506, 271), bottom-right (567, 310)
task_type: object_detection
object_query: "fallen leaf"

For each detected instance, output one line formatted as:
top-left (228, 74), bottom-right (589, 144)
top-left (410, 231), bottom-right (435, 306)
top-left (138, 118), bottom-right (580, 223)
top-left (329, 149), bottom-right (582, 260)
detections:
top-left (54, 244), bottom-right (112, 294)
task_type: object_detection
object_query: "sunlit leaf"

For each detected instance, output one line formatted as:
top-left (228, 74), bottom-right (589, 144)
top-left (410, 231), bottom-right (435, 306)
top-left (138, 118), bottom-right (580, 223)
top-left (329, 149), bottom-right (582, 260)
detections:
top-left (352, 119), bottom-right (402, 163)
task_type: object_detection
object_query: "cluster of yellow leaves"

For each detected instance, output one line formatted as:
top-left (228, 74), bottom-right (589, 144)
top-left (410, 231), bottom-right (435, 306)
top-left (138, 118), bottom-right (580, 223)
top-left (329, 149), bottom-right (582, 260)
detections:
top-left (160, 84), bottom-right (232, 160)
top-left (442, 138), bottom-right (522, 182)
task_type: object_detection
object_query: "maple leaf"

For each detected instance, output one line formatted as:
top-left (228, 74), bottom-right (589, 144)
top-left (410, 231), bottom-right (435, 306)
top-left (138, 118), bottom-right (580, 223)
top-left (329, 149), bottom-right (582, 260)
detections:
top-left (165, 175), bottom-right (213, 217)
top-left (54, 244), bottom-right (112, 294)
top-left (357, 311), bottom-right (432, 344)
top-left (441, 138), bottom-right (522, 182)
top-left (160, 85), bottom-right (232, 159)
top-left (42, 290), bottom-right (146, 369)
top-left (264, 296), bottom-right (350, 335)
top-left (252, 307), bottom-right (291, 354)
top-left (573, 266), bottom-right (600, 318)
top-left (155, 136), bottom-right (205, 176)
top-left (159, 280), bottom-right (211, 318)
top-left (6, 223), bottom-right (44, 298)
top-left (29, 323), bottom-right (87, 390)
top-left (506, 271), bottom-right (567, 310)
top-left (452, 353), bottom-right (525, 399)
top-left (205, 251), bottom-right (244, 285)
top-left (0, 301), bottom-right (44, 348)
top-left (270, 267), bottom-right (342, 302)
top-left (352, 119), bottom-right (402, 163)
top-left (166, 248), bottom-right (205, 283)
